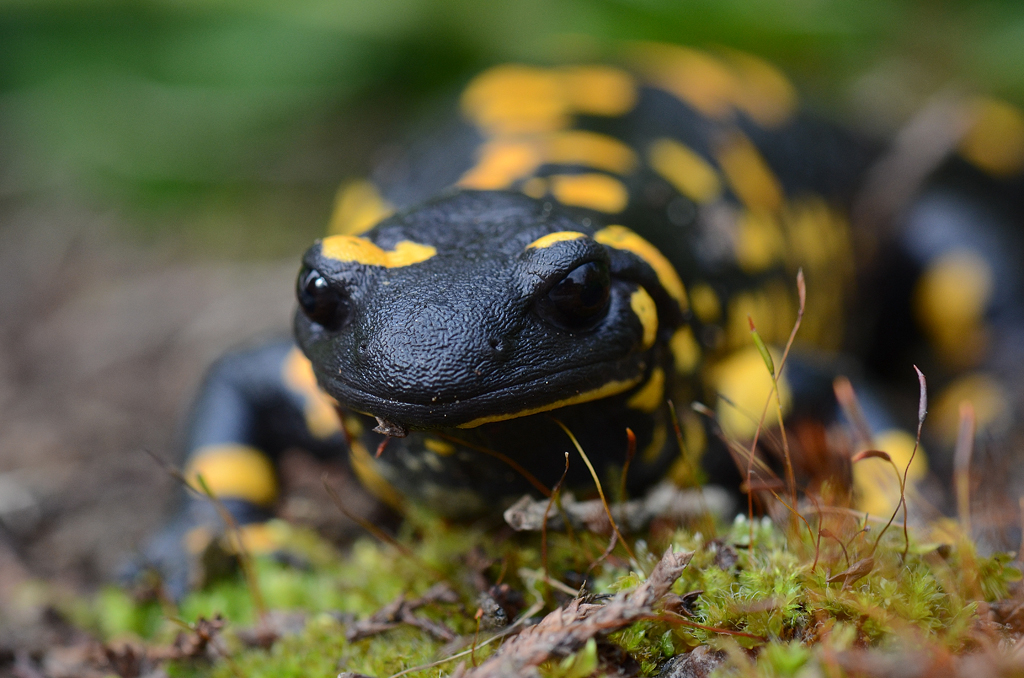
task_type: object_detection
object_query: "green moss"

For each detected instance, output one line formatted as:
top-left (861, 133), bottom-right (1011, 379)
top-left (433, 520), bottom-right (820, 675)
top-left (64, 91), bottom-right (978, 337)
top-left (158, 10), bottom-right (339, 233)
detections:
top-left (71, 508), bottom-right (1022, 677)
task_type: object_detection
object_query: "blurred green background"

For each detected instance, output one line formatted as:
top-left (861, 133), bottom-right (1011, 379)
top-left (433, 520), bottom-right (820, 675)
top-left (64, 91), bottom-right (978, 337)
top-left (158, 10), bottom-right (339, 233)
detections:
top-left (2, 0), bottom-right (1023, 258)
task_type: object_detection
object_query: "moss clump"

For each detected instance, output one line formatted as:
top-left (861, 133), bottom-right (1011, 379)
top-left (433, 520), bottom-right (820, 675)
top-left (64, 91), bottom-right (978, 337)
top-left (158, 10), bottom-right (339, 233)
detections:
top-left (69, 501), bottom-right (1022, 678)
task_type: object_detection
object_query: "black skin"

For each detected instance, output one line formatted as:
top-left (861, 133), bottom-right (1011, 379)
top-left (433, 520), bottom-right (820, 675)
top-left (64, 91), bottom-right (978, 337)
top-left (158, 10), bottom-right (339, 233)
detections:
top-left (129, 63), bottom-right (1024, 598)
top-left (295, 191), bottom-right (687, 512)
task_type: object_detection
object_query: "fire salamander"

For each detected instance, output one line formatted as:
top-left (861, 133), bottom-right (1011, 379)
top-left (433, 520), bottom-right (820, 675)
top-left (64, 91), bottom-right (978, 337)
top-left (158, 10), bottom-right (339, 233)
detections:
top-left (139, 45), bottom-right (1024, 597)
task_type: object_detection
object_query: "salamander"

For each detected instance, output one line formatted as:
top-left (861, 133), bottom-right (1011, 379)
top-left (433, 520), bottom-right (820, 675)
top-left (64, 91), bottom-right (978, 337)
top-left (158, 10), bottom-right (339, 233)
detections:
top-left (138, 45), bottom-right (1024, 597)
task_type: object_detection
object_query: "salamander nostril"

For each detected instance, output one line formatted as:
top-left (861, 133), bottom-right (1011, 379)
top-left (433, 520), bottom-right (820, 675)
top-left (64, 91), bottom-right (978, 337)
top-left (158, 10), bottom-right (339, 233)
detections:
top-left (487, 336), bottom-right (509, 359)
top-left (358, 341), bottom-right (368, 354)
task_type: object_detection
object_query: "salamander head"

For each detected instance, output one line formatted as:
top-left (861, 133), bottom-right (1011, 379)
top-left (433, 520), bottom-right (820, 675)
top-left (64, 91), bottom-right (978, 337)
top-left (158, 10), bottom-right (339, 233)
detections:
top-left (294, 190), bottom-right (686, 431)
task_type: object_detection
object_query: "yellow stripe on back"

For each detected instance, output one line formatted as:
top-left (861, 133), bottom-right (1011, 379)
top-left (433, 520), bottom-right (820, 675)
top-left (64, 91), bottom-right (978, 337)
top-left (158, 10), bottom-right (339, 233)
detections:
top-left (716, 132), bottom-right (783, 212)
top-left (321, 235), bottom-right (436, 268)
top-left (328, 180), bottom-right (394, 236)
top-left (594, 225), bottom-right (688, 310)
top-left (648, 138), bottom-right (722, 204)
top-left (549, 173), bottom-right (629, 213)
top-left (186, 444), bottom-right (278, 506)
top-left (559, 65), bottom-right (638, 116)
top-left (959, 97), bottom-right (1024, 177)
top-left (546, 130), bottom-right (638, 174)
top-left (631, 43), bottom-right (740, 119)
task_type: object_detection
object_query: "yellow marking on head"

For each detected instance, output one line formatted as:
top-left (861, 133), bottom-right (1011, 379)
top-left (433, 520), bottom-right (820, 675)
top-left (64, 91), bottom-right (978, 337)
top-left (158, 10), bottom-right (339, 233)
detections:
top-left (546, 130), bottom-right (638, 175)
top-left (186, 444), bottom-right (278, 506)
top-left (689, 283), bottom-right (721, 323)
top-left (719, 49), bottom-right (797, 128)
top-left (521, 176), bottom-right (548, 198)
top-left (641, 422), bottom-right (668, 463)
top-left (594, 225), bottom-right (687, 309)
top-left (320, 235), bottom-right (436, 268)
top-left (424, 437), bottom-right (456, 456)
top-left (559, 65), bottom-right (638, 116)
top-left (716, 133), bottom-right (783, 212)
top-left (281, 347), bottom-right (341, 439)
top-left (348, 439), bottom-right (406, 510)
top-left (526, 231), bottom-right (588, 250)
top-left (669, 325), bottom-right (701, 374)
top-left (631, 43), bottom-right (740, 118)
top-left (709, 346), bottom-right (792, 440)
top-left (627, 367), bottom-right (666, 413)
top-left (461, 64), bottom-right (569, 135)
top-left (647, 138), bottom-right (722, 204)
top-left (852, 429), bottom-right (927, 517)
top-left (914, 249), bottom-right (993, 368)
top-left (459, 140), bottom-right (544, 190)
top-left (932, 372), bottom-right (1010, 444)
top-left (959, 97), bottom-right (1024, 177)
top-left (734, 209), bottom-right (785, 273)
top-left (327, 180), bottom-right (394, 236)
top-left (457, 375), bottom-right (644, 428)
top-left (630, 287), bottom-right (659, 349)
top-left (549, 173), bottom-right (629, 213)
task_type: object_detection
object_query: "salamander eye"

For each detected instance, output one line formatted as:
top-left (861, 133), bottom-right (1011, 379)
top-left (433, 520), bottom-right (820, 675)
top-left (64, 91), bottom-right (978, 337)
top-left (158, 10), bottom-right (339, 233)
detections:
top-left (547, 260), bottom-right (611, 327)
top-left (296, 266), bottom-right (349, 331)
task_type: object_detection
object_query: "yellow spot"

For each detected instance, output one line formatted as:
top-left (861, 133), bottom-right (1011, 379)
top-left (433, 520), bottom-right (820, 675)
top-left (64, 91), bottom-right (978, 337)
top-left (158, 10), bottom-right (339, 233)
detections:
top-left (348, 439), bottom-right (406, 510)
top-left (719, 49), bottom-right (798, 128)
top-left (734, 209), bottom-right (785, 273)
top-left (914, 250), bottom-right (993, 368)
top-left (709, 346), bottom-right (792, 440)
top-left (932, 373), bottom-right (1010, 444)
top-left (689, 283), bottom-right (721, 323)
top-left (549, 173), bottom-right (629, 213)
top-left (461, 64), bottom-right (569, 135)
top-left (457, 375), bottom-right (644, 428)
top-left (631, 43), bottom-right (740, 118)
top-left (546, 130), bottom-right (638, 175)
top-left (184, 526), bottom-right (214, 555)
top-left (459, 140), bottom-right (543, 190)
top-left (327, 180), bottom-right (394, 236)
top-left (223, 522), bottom-right (279, 555)
top-left (320, 235), bottom-right (436, 268)
top-left (594, 225), bottom-right (688, 309)
top-left (186, 444), bottom-right (278, 506)
top-left (521, 176), bottom-right (548, 198)
top-left (526, 231), bottom-right (588, 250)
top-left (667, 409), bottom-right (707, 486)
top-left (959, 97), bottom-right (1024, 177)
top-left (424, 438), bottom-right (456, 456)
top-left (630, 287), bottom-right (659, 349)
top-left (852, 429), bottom-right (927, 517)
top-left (647, 138), bottom-right (722, 203)
top-left (669, 326), bottom-right (701, 374)
top-left (717, 133), bottom-right (783, 212)
top-left (627, 367), bottom-right (666, 413)
top-left (281, 347), bottom-right (341, 439)
top-left (559, 65), bottom-right (638, 116)
top-left (641, 422), bottom-right (668, 463)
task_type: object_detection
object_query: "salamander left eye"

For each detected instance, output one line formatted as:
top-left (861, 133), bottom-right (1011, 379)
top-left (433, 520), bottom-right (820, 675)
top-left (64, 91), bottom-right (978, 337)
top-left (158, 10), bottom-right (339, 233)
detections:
top-left (297, 266), bottom-right (350, 331)
top-left (547, 261), bottom-right (611, 326)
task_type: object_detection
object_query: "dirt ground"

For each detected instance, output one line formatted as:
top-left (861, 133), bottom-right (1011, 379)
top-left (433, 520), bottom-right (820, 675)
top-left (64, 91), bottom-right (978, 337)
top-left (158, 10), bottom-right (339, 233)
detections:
top-left (0, 199), bottom-right (362, 596)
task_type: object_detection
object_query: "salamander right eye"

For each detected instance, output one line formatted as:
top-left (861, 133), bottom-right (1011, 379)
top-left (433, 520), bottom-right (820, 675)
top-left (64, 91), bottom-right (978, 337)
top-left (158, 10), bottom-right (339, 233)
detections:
top-left (296, 266), bottom-right (349, 331)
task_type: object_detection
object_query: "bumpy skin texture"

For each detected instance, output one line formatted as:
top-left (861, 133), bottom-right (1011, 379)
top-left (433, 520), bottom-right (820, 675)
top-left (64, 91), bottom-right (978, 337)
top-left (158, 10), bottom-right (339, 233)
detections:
top-left (137, 51), bottom-right (1024, 596)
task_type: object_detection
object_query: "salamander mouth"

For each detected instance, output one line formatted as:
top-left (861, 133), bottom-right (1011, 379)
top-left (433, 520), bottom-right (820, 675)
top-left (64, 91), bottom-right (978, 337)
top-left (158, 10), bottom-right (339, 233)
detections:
top-left (317, 355), bottom-right (649, 431)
